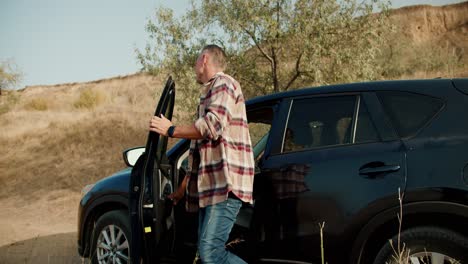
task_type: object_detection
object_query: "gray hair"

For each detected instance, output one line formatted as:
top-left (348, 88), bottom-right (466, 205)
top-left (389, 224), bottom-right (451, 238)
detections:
top-left (202, 44), bottom-right (227, 70)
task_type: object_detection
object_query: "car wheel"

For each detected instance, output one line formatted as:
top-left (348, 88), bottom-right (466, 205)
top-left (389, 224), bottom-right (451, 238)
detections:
top-left (91, 210), bottom-right (131, 264)
top-left (373, 226), bottom-right (468, 264)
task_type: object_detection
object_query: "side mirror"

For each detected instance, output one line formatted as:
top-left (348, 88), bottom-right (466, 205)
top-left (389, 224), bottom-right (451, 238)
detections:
top-left (123, 147), bottom-right (145, 167)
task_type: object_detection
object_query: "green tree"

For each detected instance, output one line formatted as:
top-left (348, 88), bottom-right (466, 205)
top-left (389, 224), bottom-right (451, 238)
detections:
top-left (137, 0), bottom-right (391, 113)
top-left (0, 60), bottom-right (22, 96)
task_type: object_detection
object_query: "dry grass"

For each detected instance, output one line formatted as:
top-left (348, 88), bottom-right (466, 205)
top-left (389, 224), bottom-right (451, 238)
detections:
top-left (73, 88), bottom-right (105, 109)
top-left (0, 73), bottom-right (163, 203)
top-left (0, 114), bottom-right (143, 198)
top-left (0, 91), bottom-right (20, 115)
top-left (0, 73), bottom-right (192, 248)
top-left (382, 2), bottom-right (468, 80)
top-left (24, 97), bottom-right (49, 111)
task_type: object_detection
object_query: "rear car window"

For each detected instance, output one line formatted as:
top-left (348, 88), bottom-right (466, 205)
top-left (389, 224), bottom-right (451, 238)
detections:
top-left (377, 91), bottom-right (444, 138)
top-left (283, 96), bottom-right (356, 152)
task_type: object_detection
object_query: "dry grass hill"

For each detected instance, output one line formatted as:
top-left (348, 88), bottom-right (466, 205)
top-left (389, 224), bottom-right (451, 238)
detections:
top-left (0, 2), bottom-right (467, 263)
top-left (383, 1), bottom-right (468, 79)
top-left (390, 2), bottom-right (468, 46)
top-left (0, 73), bottom-right (168, 250)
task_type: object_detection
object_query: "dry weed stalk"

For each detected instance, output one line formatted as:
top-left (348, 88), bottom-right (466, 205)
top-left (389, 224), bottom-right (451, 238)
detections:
top-left (319, 221), bottom-right (326, 264)
top-left (388, 188), bottom-right (410, 264)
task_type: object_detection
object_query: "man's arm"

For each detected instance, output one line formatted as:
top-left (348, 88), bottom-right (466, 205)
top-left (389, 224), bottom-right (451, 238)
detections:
top-left (193, 81), bottom-right (237, 141)
top-left (150, 78), bottom-right (236, 141)
top-left (171, 125), bottom-right (203, 140)
top-left (149, 114), bottom-right (203, 140)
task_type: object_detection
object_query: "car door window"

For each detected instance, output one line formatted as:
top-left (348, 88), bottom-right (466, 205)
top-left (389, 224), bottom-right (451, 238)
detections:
top-left (282, 96), bottom-right (357, 152)
top-left (377, 91), bottom-right (444, 138)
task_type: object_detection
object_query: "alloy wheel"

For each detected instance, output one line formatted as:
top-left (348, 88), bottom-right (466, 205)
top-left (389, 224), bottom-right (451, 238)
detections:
top-left (96, 224), bottom-right (130, 264)
top-left (408, 252), bottom-right (460, 264)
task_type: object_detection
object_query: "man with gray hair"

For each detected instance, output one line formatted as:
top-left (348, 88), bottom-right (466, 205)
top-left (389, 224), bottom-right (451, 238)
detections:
top-left (150, 44), bottom-right (254, 264)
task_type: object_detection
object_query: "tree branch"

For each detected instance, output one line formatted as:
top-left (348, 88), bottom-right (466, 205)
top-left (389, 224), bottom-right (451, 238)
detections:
top-left (242, 27), bottom-right (274, 64)
top-left (284, 52), bottom-right (303, 91)
top-left (271, 46), bottom-right (279, 93)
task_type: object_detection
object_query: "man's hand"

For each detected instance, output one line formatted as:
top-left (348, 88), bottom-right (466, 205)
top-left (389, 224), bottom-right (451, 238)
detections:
top-left (168, 184), bottom-right (185, 205)
top-left (149, 114), bottom-right (172, 136)
top-left (168, 175), bottom-right (189, 205)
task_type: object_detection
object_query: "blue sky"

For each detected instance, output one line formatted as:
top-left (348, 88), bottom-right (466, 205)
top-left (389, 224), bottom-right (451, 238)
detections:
top-left (0, 0), bottom-right (463, 88)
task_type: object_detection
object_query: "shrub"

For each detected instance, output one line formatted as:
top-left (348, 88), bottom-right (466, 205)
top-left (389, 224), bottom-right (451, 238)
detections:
top-left (25, 98), bottom-right (48, 111)
top-left (74, 89), bottom-right (105, 109)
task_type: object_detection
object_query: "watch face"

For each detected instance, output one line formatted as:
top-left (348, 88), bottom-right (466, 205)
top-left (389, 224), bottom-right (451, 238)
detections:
top-left (168, 126), bottom-right (175, 137)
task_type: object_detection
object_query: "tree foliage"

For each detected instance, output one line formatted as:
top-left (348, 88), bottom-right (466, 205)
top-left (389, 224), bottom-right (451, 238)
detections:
top-left (0, 60), bottom-right (22, 95)
top-left (136, 0), bottom-right (391, 114)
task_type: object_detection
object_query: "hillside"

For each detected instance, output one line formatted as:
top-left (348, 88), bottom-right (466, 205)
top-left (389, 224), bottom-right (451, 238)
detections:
top-left (0, 2), bottom-right (467, 262)
top-left (383, 1), bottom-right (468, 78)
top-left (0, 73), bottom-right (167, 248)
top-left (390, 2), bottom-right (468, 46)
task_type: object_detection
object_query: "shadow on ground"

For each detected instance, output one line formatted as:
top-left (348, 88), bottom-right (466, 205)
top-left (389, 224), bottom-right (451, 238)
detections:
top-left (0, 232), bottom-right (84, 264)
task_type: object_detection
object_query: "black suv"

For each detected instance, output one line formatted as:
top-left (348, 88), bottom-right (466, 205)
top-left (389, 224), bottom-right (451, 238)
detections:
top-left (78, 78), bottom-right (468, 264)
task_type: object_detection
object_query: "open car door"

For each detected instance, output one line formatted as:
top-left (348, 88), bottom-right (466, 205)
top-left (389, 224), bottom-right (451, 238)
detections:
top-left (129, 76), bottom-right (176, 263)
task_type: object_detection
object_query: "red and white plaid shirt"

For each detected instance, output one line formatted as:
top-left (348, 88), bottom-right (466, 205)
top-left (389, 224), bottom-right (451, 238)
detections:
top-left (186, 72), bottom-right (254, 212)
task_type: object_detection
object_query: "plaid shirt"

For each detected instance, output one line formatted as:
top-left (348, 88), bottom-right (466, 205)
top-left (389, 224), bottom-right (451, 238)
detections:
top-left (185, 72), bottom-right (254, 212)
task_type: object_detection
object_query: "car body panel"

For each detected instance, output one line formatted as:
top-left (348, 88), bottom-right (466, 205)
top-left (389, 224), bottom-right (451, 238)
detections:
top-left (253, 93), bottom-right (407, 263)
top-left (77, 169), bottom-right (130, 256)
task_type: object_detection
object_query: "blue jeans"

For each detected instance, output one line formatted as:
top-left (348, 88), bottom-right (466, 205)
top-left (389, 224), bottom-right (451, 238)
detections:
top-left (198, 197), bottom-right (246, 264)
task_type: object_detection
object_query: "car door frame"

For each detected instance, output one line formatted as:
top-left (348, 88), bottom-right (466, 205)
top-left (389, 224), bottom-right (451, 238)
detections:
top-left (129, 77), bottom-right (176, 263)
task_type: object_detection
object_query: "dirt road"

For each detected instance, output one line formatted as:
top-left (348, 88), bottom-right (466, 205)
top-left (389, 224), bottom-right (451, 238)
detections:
top-left (0, 190), bottom-right (83, 263)
top-left (0, 233), bottom-right (81, 264)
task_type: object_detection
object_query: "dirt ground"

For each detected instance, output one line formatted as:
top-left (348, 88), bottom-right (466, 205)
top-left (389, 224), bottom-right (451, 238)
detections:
top-left (0, 190), bottom-right (83, 263)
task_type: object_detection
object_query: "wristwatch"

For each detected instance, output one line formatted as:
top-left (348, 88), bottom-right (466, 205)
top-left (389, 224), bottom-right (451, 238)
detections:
top-left (167, 126), bottom-right (176, 138)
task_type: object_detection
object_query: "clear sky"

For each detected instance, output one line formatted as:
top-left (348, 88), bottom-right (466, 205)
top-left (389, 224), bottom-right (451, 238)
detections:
top-left (0, 0), bottom-right (464, 88)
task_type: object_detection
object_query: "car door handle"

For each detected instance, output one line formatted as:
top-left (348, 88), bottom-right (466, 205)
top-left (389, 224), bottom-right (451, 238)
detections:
top-left (359, 164), bottom-right (400, 177)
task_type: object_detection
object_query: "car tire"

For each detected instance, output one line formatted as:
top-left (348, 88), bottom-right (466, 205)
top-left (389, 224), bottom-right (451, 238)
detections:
top-left (90, 210), bottom-right (131, 264)
top-left (373, 226), bottom-right (468, 264)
